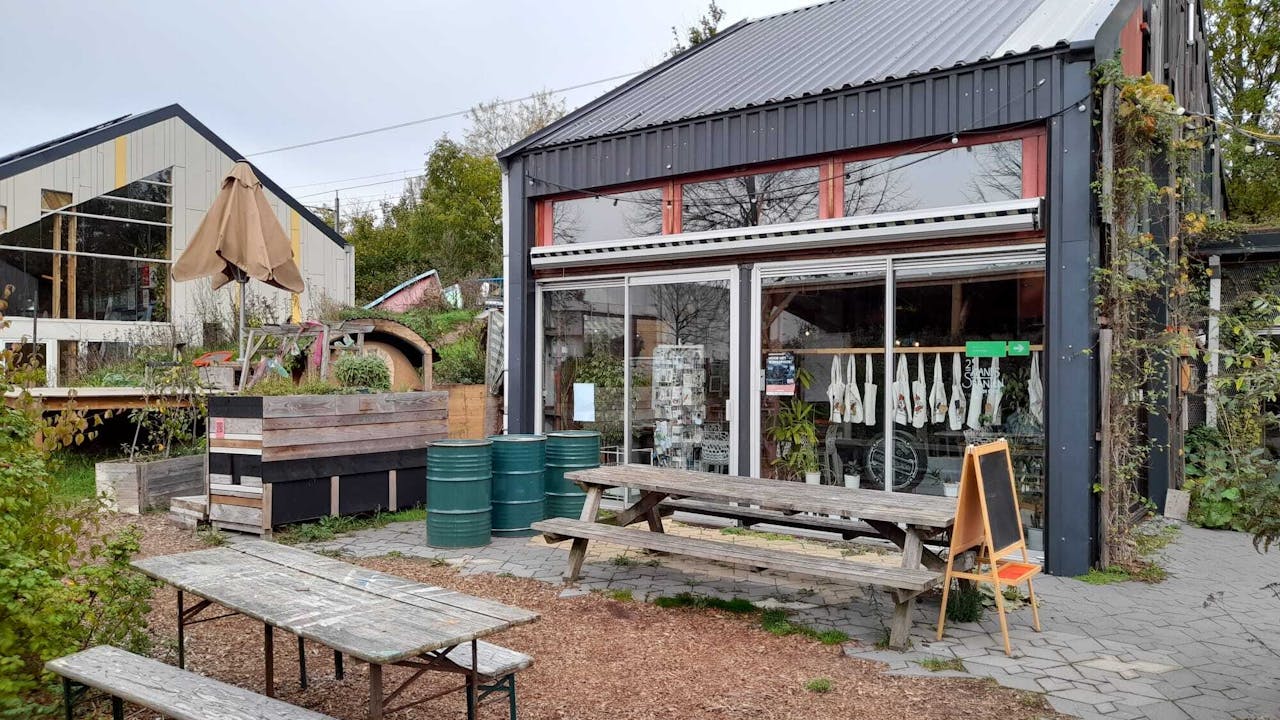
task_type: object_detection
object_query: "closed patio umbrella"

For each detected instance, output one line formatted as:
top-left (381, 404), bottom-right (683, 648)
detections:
top-left (173, 162), bottom-right (305, 357)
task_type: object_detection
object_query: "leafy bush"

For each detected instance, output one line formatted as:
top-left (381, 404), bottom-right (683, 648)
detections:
top-left (334, 354), bottom-right (391, 390)
top-left (435, 333), bottom-right (486, 385)
top-left (0, 292), bottom-right (153, 716)
top-left (945, 582), bottom-right (984, 623)
top-left (248, 373), bottom-right (345, 396)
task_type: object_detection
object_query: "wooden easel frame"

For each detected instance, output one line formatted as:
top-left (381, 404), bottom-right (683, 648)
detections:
top-left (936, 439), bottom-right (1041, 655)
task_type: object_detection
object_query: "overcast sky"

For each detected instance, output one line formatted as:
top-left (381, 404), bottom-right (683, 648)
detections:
top-left (0, 0), bottom-right (807, 212)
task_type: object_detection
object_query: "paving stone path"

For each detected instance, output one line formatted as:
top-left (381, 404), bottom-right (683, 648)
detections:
top-left (304, 519), bottom-right (1280, 720)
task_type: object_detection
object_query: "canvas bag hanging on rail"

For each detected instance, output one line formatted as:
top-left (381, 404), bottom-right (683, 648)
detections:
top-left (844, 355), bottom-right (863, 424)
top-left (911, 354), bottom-right (927, 428)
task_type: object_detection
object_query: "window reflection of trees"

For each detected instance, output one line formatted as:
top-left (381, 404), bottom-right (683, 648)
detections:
top-left (642, 282), bottom-right (729, 347)
top-left (681, 169), bottom-right (819, 232)
top-left (964, 142), bottom-right (1023, 203)
top-left (551, 190), bottom-right (664, 244)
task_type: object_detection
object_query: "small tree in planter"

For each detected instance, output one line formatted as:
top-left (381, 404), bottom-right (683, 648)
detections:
top-left (97, 362), bottom-right (209, 514)
top-left (768, 368), bottom-right (821, 483)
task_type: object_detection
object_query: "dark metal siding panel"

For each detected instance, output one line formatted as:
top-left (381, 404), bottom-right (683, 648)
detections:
top-left (519, 51), bottom-right (1068, 198)
top-left (504, 157), bottom-right (536, 434)
top-left (1044, 54), bottom-right (1098, 577)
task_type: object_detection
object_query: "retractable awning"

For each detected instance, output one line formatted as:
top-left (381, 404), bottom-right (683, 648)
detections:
top-left (530, 198), bottom-right (1041, 270)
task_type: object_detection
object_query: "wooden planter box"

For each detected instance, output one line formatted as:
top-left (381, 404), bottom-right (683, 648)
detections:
top-left (96, 454), bottom-right (207, 514)
top-left (441, 383), bottom-right (499, 438)
top-left (206, 391), bottom-right (447, 535)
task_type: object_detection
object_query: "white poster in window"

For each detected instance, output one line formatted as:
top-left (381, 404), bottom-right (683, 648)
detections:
top-left (572, 383), bottom-right (596, 422)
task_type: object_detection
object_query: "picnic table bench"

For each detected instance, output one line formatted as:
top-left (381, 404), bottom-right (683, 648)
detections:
top-left (532, 464), bottom-right (957, 648)
top-left (47, 645), bottom-right (336, 720)
top-left (132, 541), bottom-right (538, 720)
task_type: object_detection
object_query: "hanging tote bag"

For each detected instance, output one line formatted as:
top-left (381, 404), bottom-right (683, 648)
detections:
top-left (911, 353), bottom-right (927, 428)
top-left (863, 354), bottom-right (878, 426)
top-left (986, 356), bottom-right (1004, 426)
top-left (844, 355), bottom-right (863, 424)
top-left (828, 356), bottom-right (846, 423)
top-left (966, 356), bottom-right (985, 430)
top-left (893, 355), bottom-right (911, 426)
top-left (1029, 351), bottom-right (1044, 425)
top-left (948, 352), bottom-right (967, 431)
top-left (929, 354), bottom-right (948, 424)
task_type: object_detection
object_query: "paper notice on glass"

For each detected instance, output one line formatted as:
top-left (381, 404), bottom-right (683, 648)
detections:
top-left (573, 383), bottom-right (596, 422)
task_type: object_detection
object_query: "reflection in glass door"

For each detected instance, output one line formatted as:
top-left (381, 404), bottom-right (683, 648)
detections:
top-left (539, 270), bottom-right (736, 473)
top-left (628, 276), bottom-right (734, 473)
top-left (541, 286), bottom-right (627, 458)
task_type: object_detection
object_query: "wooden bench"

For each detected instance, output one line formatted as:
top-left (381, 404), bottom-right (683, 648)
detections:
top-left (533, 517), bottom-right (940, 593)
top-left (661, 498), bottom-right (954, 546)
top-left (445, 641), bottom-right (532, 720)
top-left (46, 645), bottom-right (335, 720)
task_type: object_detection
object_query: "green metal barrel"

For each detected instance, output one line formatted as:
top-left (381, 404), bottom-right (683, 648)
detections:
top-left (426, 439), bottom-right (492, 548)
top-left (544, 430), bottom-right (600, 519)
top-left (488, 434), bottom-right (546, 537)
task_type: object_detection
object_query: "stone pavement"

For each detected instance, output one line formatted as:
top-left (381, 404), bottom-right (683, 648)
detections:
top-left (304, 518), bottom-right (1280, 720)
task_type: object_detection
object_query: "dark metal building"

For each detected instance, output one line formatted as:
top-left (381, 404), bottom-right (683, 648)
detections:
top-left (498, 0), bottom-right (1217, 575)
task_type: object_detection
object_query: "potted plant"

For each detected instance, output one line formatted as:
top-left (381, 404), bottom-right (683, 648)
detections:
top-left (767, 368), bottom-right (821, 483)
top-left (843, 460), bottom-right (860, 488)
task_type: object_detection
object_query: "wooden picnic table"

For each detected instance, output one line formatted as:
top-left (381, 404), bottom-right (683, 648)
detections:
top-left (546, 464), bottom-right (956, 648)
top-left (132, 541), bottom-right (538, 720)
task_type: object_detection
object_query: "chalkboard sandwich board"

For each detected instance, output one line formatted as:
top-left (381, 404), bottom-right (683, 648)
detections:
top-left (935, 439), bottom-right (1042, 656)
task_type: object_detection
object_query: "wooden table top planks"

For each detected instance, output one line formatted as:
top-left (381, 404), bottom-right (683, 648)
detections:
top-left (132, 541), bottom-right (538, 665)
top-left (566, 464), bottom-right (957, 528)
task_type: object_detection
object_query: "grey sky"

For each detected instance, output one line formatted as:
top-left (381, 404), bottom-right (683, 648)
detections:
top-left (0, 0), bottom-right (807, 212)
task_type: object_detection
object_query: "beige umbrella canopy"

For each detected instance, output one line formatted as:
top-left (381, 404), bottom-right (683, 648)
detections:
top-left (173, 161), bottom-right (305, 354)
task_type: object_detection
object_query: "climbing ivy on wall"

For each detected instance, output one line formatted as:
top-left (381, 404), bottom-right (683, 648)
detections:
top-left (1093, 62), bottom-right (1213, 570)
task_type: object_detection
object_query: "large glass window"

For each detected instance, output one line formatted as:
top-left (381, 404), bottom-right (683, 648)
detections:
top-left (843, 140), bottom-right (1023, 216)
top-left (541, 273), bottom-right (735, 472)
top-left (552, 189), bottom-right (664, 245)
top-left (628, 279), bottom-right (732, 472)
top-left (757, 254), bottom-right (1047, 548)
top-left (682, 166), bottom-right (820, 232)
top-left (0, 169), bottom-right (172, 322)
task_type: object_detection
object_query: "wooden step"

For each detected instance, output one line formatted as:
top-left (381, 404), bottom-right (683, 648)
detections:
top-left (170, 495), bottom-right (208, 514)
top-left (532, 517), bottom-right (940, 593)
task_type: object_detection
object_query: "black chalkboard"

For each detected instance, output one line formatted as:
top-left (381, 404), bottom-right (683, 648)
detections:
top-left (978, 450), bottom-right (1021, 552)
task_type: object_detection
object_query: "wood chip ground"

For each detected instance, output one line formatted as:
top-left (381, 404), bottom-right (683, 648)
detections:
top-left (76, 515), bottom-right (1065, 720)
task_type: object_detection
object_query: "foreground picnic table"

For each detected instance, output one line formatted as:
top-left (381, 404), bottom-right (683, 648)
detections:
top-left (132, 541), bottom-right (538, 719)
top-left (533, 465), bottom-right (956, 648)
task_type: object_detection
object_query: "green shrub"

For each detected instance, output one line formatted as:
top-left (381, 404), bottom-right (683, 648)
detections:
top-left (249, 373), bottom-right (345, 396)
top-left (804, 678), bottom-right (832, 693)
top-left (435, 333), bottom-right (486, 385)
top-left (334, 354), bottom-right (391, 390)
top-left (945, 582), bottom-right (984, 623)
top-left (0, 302), bottom-right (153, 715)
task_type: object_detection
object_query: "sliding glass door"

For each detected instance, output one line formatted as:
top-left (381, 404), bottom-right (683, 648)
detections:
top-left (753, 247), bottom-right (1047, 548)
top-left (539, 269), bottom-right (737, 473)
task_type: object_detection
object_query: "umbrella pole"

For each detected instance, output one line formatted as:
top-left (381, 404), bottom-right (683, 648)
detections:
top-left (238, 275), bottom-right (248, 363)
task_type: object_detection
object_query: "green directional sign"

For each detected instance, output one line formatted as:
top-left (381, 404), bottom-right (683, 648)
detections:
top-left (1006, 340), bottom-right (1031, 357)
top-left (966, 341), bottom-right (1007, 358)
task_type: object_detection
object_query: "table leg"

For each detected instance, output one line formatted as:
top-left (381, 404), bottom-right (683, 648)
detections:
top-left (111, 696), bottom-right (123, 720)
top-left (264, 624), bottom-right (274, 697)
top-left (578, 485), bottom-right (604, 522)
top-left (369, 663), bottom-right (383, 720)
top-left (466, 639), bottom-right (478, 720)
top-left (888, 527), bottom-right (925, 649)
top-left (565, 486), bottom-right (605, 583)
top-left (62, 677), bottom-right (73, 720)
top-left (644, 504), bottom-right (665, 533)
top-left (335, 650), bottom-right (344, 680)
top-left (298, 635), bottom-right (307, 689)
top-left (176, 589), bottom-right (185, 669)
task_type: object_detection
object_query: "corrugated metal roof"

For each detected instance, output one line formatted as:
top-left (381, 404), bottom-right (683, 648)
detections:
top-left (512, 0), bottom-right (1121, 153)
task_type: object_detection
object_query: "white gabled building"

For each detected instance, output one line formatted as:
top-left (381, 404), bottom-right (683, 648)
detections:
top-left (0, 104), bottom-right (354, 384)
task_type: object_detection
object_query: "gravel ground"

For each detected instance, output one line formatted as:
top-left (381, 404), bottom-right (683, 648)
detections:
top-left (84, 514), bottom-right (1065, 720)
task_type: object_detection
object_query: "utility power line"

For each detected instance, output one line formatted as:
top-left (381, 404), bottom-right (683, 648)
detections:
top-left (247, 70), bottom-right (641, 157)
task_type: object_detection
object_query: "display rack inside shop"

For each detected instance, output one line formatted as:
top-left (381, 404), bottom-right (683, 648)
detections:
top-left (650, 344), bottom-right (707, 470)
